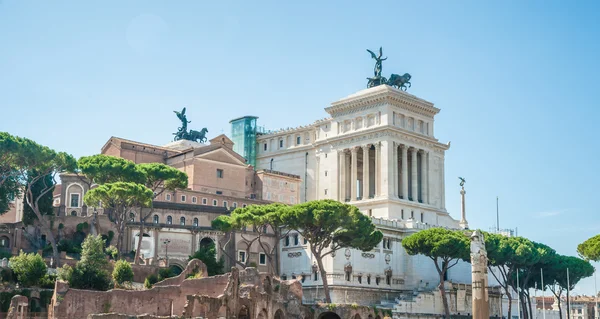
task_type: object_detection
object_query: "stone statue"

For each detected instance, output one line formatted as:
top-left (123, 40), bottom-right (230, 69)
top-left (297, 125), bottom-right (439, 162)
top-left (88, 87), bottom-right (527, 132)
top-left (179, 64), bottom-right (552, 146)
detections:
top-left (172, 108), bottom-right (208, 143)
top-left (459, 177), bottom-right (466, 187)
top-left (366, 47), bottom-right (412, 90)
top-left (388, 73), bottom-right (412, 91)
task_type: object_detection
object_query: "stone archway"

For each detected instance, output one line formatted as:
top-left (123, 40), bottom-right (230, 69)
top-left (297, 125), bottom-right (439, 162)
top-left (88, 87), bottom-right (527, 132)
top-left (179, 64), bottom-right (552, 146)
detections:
top-left (318, 312), bottom-right (341, 319)
top-left (274, 309), bottom-right (285, 319)
top-left (256, 308), bottom-right (268, 319)
top-left (199, 237), bottom-right (214, 248)
top-left (238, 305), bottom-right (250, 319)
top-left (353, 314), bottom-right (362, 319)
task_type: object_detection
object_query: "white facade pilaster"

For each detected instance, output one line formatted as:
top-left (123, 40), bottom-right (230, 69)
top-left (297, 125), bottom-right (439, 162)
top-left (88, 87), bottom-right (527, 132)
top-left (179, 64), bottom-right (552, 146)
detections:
top-left (411, 148), bottom-right (419, 202)
top-left (401, 145), bottom-right (408, 200)
top-left (362, 145), bottom-right (370, 199)
top-left (350, 147), bottom-right (358, 201)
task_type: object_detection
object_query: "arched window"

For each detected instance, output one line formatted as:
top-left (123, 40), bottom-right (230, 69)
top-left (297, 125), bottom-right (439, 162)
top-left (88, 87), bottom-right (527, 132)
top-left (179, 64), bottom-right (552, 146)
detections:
top-left (193, 218), bottom-right (198, 227)
top-left (180, 216), bottom-right (185, 225)
top-left (153, 215), bottom-right (159, 224)
top-left (70, 211), bottom-right (77, 216)
top-left (167, 216), bottom-right (172, 225)
top-left (129, 212), bottom-right (135, 222)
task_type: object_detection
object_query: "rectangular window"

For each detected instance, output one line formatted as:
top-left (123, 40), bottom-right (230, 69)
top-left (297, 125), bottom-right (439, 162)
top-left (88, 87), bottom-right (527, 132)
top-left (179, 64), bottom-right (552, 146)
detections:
top-left (223, 201), bottom-right (228, 208)
top-left (279, 194), bottom-right (284, 202)
top-left (213, 199), bottom-right (218, 206)
top-left (216, 169), bottom-right (224, 178)
top-left (294, 234), bottom-right (299, 245)
top-left (303, 237), bottom-right (308, 245)
top-left (325, 171), bottom-right (328, 176)
top-left (70, 194), bottom-right (80, 207)
top-left (279, 140), bottom-right (284, 148)
top-left (181, 195), bottom-right (186, 202)
top-left (284, 236), bottom-right (290, 247)
top-left (401, 209), bottom-right (404, 220)
top-left (263, 143), bottom-right (267, 151)
top-left (420, 212), bottom-right (424, 223)
top-left (324, 189), bottom-right (328, 195)
top-left (296, 136), bottom-right (301, 145)
top-left (192, 197), bottom-right (197, 203)
top-left (202, 198), bottom-right (207, 205)
top-left (216, 190), bottom-right (223, 195)
top-left (259, 253), bottom-right (266, 265)
top-left (166, 194), bottom-right (171, 201)
top-left (233, 202), bottom-right (237, 208)
top-left (238, 251), bottom-right (246, 263)
top-left (290, 196), bottom-right (295, 204)
top-left (266, 192), bottom-right (271, 200)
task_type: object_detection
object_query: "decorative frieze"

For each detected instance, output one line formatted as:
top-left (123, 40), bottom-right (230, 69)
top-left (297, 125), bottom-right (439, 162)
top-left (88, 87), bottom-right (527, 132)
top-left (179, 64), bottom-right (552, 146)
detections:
top-left (288, 252), bottom-right (302, 258)
top-left (361, 252), bottom-right (375, 259)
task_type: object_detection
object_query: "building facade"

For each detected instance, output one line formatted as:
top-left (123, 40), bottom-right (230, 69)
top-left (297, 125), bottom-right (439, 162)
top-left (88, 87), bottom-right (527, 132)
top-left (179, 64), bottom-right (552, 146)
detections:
top-left (252, 85), bottom-right (471, 304)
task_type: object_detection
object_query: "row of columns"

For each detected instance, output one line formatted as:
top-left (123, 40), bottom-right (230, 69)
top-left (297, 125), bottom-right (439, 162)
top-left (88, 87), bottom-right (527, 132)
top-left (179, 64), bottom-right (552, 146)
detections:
top-left (338, 141), bottom-right (429, 204)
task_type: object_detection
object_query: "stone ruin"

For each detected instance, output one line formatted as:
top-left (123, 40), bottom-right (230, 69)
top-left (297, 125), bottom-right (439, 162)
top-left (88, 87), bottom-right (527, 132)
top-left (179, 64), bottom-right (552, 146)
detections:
top-left (48, 259), bottom-right (312, 319)
top-left (6, 295), bottom-right (28, 319)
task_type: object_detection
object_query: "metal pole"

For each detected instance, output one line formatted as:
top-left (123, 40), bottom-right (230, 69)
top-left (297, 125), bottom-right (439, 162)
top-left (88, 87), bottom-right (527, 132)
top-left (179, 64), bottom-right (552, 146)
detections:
top-left (567, 267), bottom-right (571, 319)
top-left (534, 281), bottom-right (538, 319)
top-left (517, 271), bottom-right (521, 319)
top-left (541, 268), bottom-right (546, 319)
top-left (496, 196), bottom-right (499, 232)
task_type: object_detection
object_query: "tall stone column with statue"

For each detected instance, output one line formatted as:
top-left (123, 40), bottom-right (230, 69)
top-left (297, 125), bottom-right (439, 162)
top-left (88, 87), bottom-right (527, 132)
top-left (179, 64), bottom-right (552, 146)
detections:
top-left (470, 230), bottom-right (489, 319)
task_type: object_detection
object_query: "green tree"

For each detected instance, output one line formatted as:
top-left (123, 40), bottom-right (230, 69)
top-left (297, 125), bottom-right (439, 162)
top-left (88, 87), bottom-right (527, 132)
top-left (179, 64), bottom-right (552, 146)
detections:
top-left (21, 170), bottom-right (54, 226)
top-left (66, 235), bottom-right (112, 291)
top-left (517, 242), bottom-right (556, 319)
top-left (112, 259), bottom-right (134, 285)
top-left (280, 200), bottom-right (383, 303)
top-left (402, 228), bottom-right (470, 318)
top-left (77, 154), bottom-right (146, 186)
top-left (485, 233), bottom-right (537, 319)
top-left (189, 242), bottom-right (224, 276)
top-left (0, 176), bottom-right (18, 214)
top-left (212, 203), bottom-right (289, 275)
top-left (133, 163), bottom-right (187, 265)
top-left (577, 234), bottom-right (600, 262)
top-left (9, 251), bottom-right (47, 287)
top-left (84, 182), bottom-right (153, 259)
top-left (540, 255), bottom-right (594, 319)
top-left (0, 132), bottom-right (77, 265)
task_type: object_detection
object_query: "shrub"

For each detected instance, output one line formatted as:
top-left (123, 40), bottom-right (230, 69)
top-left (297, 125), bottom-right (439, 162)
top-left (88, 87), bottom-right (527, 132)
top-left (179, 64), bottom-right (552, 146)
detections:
top-left (39, 274), bottom-right (57, 289)
top-left (144, 274), bottom-right (158, 289)
top-left (188, 243), bottom-right (224, 276)
top-left (112, 260), bottom-right (134, 285)
top-left (0, 268), bottom-right (14, 283)
top-left (0, 251), bottom-right (12, 259)
top-left (158, 268), bottom-right (174, 281)
top-left (9, 251), bottom-right (47, 287)
top-left (105, 246), bottom-right (118, 260)
top-left (62, 235), bottom-right (112, 291)
top-left (58, 239), bottom-right (81, 254)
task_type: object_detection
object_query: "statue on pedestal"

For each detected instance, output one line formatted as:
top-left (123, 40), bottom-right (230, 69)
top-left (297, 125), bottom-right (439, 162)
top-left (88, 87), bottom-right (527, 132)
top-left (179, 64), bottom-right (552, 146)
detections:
top-left (366, 47), bottom-right (412, 91)
top-left (173, 107), bottom-right (208, 143)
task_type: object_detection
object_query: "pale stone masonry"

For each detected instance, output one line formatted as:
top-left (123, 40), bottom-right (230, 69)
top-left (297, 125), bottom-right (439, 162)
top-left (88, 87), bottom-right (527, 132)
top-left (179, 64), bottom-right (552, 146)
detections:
top-left (254, 85), bottom-right (470, 304)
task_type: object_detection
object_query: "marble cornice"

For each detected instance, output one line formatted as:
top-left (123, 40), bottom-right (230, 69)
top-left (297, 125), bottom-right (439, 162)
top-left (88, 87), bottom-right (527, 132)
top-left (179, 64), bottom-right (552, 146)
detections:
top-left (320, 127), bottom-right (449, 153)
top-left (326, 85), bottom-right (440, 118)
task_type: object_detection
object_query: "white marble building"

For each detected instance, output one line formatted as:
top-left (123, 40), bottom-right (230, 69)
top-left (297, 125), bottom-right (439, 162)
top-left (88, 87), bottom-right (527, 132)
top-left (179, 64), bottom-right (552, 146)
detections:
top-left (253, 84), bottom-right (473, 304)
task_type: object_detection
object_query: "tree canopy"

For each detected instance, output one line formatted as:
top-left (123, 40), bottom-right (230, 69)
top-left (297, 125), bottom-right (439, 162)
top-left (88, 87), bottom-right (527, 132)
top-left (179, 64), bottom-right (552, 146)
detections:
top-left (78, 154), bottom-right (146, 185)
top-left (402, 228), bottom-right (469, 318)
top-left (577, 234), bottom-right (600, 261)
top-left (281, 200), bottom-right (383, 303)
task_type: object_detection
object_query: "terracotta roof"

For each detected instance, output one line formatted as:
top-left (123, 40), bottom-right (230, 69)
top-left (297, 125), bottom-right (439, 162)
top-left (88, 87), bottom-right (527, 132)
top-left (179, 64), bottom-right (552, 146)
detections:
top-left (102, 136), bottom-right (183, 154)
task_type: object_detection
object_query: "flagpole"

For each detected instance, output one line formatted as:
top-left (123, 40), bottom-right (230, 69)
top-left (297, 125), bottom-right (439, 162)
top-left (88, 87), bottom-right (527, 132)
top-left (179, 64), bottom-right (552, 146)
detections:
top-left (541, 268), bottom-right (546, 319)
top-left (517, 271), bottom-right (521, 319)
top-left (567, 267), bottom-right (571, 319)
top-left (534, 281), bottom-right (538, 319)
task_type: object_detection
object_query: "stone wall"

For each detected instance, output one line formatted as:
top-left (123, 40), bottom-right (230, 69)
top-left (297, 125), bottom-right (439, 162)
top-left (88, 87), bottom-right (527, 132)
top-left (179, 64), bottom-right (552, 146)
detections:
top-left (48, 259), bottom-right (308, 319)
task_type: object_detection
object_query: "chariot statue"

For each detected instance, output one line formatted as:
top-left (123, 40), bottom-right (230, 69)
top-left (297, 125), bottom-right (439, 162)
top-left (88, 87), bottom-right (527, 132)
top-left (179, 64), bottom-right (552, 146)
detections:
top-left (366, 47), bottom-right (412, 91)
top-left (173, 107), bottom-right (208, 143)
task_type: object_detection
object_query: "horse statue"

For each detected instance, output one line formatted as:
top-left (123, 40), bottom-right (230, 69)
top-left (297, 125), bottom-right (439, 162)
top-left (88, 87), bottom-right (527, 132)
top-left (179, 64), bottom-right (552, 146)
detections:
top-left (387, 73), bottom-right (412, 91)
top-left (187, 128), bottom-right (208, 143)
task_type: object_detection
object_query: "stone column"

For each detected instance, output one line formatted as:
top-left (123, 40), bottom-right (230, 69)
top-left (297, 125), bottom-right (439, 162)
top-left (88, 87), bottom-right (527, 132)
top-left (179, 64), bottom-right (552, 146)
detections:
top-left (411, 148), bottom-right (418, 201)
top-left (374, 143), bottom-right (381, 196)
top-left (420, 150), bottom-right (428, 204)
top-left (350, 147), bottom-right (358, 201)
top-left (362, 145), bottom-right (370, 199)
top-left (460, 187), bottom-right (469, 229)
top-left (346, 151), bottom-right (352, 200)
top-left (381, 140), bottom-right (395, 198)
top-left (393, 142), bottom-right (399, 198)
top-left (471, 231), bottom-right (489, 319)
top-left (401, 145), bottom-right (408, 200)
top-left (339, 150), bottom-right (346, 201)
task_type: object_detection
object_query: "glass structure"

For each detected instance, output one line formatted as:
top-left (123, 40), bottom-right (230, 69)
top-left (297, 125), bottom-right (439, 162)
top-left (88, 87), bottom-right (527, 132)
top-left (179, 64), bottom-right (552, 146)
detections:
top-left (229, 116), bottom-right (258, 168)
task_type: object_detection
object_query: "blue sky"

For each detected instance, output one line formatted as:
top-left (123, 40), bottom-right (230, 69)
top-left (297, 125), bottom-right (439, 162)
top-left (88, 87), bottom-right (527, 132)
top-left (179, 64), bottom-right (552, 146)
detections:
top-left (1, 1), bottom-right (600, 294)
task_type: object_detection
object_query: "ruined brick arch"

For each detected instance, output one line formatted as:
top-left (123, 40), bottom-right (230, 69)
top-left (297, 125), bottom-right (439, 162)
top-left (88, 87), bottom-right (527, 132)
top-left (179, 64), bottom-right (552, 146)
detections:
top-left (274, 309), bottom-right (285, 319)
top-left (352, 314), bottom-right (362, 319)
top-left (256, 308), bottom-right (268, 319)
top-left (238, 304), bottom-right (250, 319)
top-left (317, 312), bottom-right (341, 319)
top-left (199, 236), bottom-right (214, 248)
